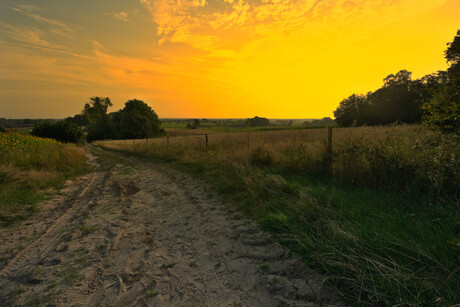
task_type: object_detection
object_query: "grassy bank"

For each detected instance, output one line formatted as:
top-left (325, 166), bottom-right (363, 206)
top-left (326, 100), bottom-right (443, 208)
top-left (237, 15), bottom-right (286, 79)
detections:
top-left (0, 132), bottom-right (89, 226)
top-left (95, 125), bottom-right (459, 305)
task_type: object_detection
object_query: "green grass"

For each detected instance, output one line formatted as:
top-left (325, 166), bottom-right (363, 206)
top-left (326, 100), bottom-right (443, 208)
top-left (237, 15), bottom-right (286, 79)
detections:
top-left (260, 264), bottom-right (270, 272)
top-left (263, 174), bottom-right (459, 305)
top-left (159, 262), bottom-right (177, 270)
top-left (80, 225), bottom-right (98, 236)
top-left (146, 290), bottom-right (159, 297)
top-left (160, 122), bottom-right (187, 128)
top-left (47, 281), bottom-right (58, 290)
top-left (221, 166), bottom-right (459, 305)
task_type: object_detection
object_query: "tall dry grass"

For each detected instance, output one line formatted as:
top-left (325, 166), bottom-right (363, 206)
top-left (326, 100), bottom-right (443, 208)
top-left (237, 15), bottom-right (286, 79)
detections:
top-left (98, 125), bottom-right (458, 204)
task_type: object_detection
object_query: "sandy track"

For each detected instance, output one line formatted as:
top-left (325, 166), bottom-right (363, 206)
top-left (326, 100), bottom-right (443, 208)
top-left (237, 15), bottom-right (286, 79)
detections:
top-left (0, 146), bottom-right (341, 306)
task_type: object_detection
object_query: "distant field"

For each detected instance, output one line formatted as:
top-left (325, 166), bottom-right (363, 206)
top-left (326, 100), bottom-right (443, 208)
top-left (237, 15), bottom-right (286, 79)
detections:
top-left (161, 124), bottom-right (328, 134)
top-left (95, 125), bottom-right (459, 306)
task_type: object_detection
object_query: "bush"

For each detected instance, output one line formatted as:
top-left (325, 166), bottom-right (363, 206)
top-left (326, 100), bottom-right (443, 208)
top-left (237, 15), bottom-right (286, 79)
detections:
top-left (31, 121), bottom-right (85, 144)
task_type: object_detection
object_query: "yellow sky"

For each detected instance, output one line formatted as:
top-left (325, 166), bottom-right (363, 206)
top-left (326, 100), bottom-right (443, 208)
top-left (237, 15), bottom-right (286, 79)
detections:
top-left (0, 0), bottom-right (458, 118)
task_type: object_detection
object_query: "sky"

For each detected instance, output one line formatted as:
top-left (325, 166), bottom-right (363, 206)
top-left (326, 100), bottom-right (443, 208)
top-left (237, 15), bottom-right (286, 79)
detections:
top-left (0, 0), bottom-right (458, 119)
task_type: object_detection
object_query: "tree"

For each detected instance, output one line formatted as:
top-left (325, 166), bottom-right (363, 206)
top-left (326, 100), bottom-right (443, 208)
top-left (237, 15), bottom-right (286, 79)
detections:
top-left (334, 69), bottom-right (432, 126)
top-left (65, 114), bottom-right (87, 126)
top-left (246, 116), bottom-right (270, 127)
top-left (82, 97), bottom-right (112, 121)
top-left (82, 97), bottom-right (117, 141)
top-left (333, 94), bottom-right (369, 126)
top-left (423, 30), bottom-right (460, 133)
top-left (446, 30), bottom-right (460, 80)
top-left (112, 99), bottom-right (162, 139)
top-left (382, 69), bottom-right (412, 87)
top-left (368, 71), bottom-right (425, 125)
top-left (423, 83), bottom-right (459, 132)
top-left (304, 117), bottom-right (336, 126)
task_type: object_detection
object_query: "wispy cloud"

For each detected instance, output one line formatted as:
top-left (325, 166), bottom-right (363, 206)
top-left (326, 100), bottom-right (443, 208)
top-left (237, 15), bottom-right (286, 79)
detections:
top-left (10, 4), bottom-right (76, 40)
top-left (0, 22), bottom-right (50, 46)
top-left (106, 11), bottom-right (129, 22)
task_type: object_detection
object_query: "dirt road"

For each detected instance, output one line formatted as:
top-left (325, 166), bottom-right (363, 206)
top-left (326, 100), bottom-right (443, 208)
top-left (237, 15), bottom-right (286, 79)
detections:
top-left (0, 146), bottom-right (341, 306)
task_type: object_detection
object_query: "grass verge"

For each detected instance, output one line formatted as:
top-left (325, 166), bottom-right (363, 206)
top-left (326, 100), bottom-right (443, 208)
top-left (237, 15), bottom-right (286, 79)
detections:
top-left (0, 132), bottom-right (90, 227)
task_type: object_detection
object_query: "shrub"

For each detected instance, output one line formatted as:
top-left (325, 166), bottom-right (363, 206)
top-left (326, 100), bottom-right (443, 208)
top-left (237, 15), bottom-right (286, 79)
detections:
top-left (31, 121), bottom-right (85, 144)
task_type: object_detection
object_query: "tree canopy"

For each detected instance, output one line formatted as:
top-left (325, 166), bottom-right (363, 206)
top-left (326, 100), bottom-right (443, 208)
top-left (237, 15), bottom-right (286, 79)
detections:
top-left (70, 97), bottom-right (163, 141)
top-left (333, 30), bottom-right (460, 130)
top-left (423, 30), bottom-right (460, 133)
top-left (247, 116), bottom-right (270, 127)
top-left (112, 99), bottom-right (162, 139)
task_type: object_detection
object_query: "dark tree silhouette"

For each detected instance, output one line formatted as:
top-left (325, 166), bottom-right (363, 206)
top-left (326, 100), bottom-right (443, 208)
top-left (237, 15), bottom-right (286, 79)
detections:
top-left (83, 97), bottom-right (113, 121)
top-left (423, 30), bottom-right (460, 133)
top-left (334, 70), bottom-right (434, 127)
top-left (31, 121), bottom-right (85, 144)
top-left (83, 97), bottom-right (116, 141)
top-left (246, 116), bottom-right (270, 127)
top-left (334, 94), bottom-right (369, 126)
top-left (304, 117), bottom-right (336, 126)
top-left (368, 70), bottom-right (425, 125)
top-left (65, 114), bottom-right (87, 126)
top-left (112, 99), bottom-right (162, 139)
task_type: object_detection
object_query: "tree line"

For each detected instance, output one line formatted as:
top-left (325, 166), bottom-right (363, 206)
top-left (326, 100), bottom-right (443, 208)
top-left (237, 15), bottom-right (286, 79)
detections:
top-left (32, 98), bottom-right (163, 143)
top-left (334, 30), bottom-right (459, 133)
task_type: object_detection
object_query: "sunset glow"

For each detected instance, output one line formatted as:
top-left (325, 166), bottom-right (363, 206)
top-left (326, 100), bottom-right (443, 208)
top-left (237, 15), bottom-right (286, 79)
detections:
top-left (0, 0), bottom-right (459, 118)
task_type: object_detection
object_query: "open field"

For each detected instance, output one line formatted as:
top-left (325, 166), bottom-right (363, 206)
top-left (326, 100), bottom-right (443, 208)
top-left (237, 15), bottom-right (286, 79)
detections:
top-left (95, 125), bottom-right (460, 305)
top-left (162, 125), bottom-right (328, 134)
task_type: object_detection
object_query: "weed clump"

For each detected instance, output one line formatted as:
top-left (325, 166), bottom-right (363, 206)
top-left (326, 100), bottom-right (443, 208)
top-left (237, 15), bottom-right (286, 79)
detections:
top-left (249, 146), bottom-right (273, 167)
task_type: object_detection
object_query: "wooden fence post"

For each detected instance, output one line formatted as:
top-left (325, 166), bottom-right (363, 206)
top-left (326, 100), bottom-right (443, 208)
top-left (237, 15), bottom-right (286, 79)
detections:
top-left (205, 133), bottom-right (208, 153)
top-left (167, 136), bottom-right (170, 150)
top-left (247, 132), bottom-right (250, 150)
top-left (326, 126), bottom-right (333, 173)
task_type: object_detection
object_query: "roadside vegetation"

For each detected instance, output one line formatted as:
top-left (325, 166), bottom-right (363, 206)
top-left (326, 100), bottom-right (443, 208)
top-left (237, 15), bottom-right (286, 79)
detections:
top-left (0, 132), bottom-right (89, 226)
top-left (95, 125), bottom-right (459, 305)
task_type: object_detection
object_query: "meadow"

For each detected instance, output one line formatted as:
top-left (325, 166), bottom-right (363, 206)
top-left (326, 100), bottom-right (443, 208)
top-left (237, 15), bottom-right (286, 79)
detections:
top-left (0, 132), bottom-right (89, 226)
top-left (96, 125), bottom-right (459, 306)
